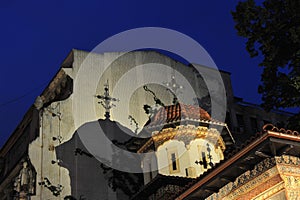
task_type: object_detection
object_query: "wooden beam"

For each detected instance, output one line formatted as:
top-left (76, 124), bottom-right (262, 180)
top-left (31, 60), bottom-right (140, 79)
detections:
top-left (220, 176), bottom-right (234, 182)
top-left (277, 144), bottom-right (294, 155)
top-left (269, 141), bottom-right (277, 156)
top-left (255, 150), bottom-right (271, 158)
top-left (204, 186), bottom-right (219, 193)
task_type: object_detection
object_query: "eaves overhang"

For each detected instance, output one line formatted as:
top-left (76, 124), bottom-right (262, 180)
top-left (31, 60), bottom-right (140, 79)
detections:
top-left (175, 125), bottom-right (300, 199)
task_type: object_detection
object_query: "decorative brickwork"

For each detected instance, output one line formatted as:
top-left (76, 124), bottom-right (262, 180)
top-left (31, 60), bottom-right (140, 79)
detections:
top-left (250, 183), bottom-right (285, 200)
top-left (139, 125), bottom-right (225, 153)
top-left (207, 155), bottom-right (300, 200)
top-left (276, 155), bottom-right (300, 200)
top-left (152, 125), bottom-right (225, 151)
top-left (224, 167), bottom-right (282, 200)
top-left (236, 175), bottom-right (283, 200)
top-left (207, 157), bottom-right (279, 199)
top-left (149, 184), bottom-right (182, 200)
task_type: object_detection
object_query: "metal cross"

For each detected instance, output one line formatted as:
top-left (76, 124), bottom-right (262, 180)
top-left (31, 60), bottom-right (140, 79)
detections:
top-left (195, 143), bottom-right (214, 169)
top-left (96, 81), bottom-right (119, 119)
top-left (163, 71), bottom-right (183, 104)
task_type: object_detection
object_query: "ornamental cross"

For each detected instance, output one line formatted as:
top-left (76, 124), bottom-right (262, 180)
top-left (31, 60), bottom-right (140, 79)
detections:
top-left (163, 71), bottom-right (183, 104)
top-left (195, 143), bottom-right (214, 169)
top-left (96, 81), bottom-right (119, 119)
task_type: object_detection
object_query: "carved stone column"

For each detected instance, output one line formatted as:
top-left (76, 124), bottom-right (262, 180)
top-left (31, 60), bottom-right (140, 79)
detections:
top-left (276, 155), bottom-right (300, 199)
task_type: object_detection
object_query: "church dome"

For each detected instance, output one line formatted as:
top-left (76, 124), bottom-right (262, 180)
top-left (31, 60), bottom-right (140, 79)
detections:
top-left (146, 103), bottom-right (211, 129)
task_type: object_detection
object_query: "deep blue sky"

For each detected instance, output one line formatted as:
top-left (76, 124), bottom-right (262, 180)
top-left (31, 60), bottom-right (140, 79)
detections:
top-left (0, 0), bottom-right (266, 147)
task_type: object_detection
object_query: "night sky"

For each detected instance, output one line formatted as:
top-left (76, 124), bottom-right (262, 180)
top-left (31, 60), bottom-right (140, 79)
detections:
top-left (0, 1), bottom-right (266, 148)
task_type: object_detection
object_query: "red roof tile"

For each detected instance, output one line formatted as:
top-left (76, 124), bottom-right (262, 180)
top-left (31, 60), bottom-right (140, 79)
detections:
top-left (147, 103), bottom-right (211, 127)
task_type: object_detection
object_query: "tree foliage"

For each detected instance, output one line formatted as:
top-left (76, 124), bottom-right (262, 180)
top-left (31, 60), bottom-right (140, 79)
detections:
top-left (232, 0), bottom-right (300, 130)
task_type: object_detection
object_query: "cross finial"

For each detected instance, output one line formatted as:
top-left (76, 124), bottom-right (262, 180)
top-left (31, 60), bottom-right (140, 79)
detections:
top-left (163, 71), bottom-right (183, 104)
top-left (96, 80), bottom-right (119, 119)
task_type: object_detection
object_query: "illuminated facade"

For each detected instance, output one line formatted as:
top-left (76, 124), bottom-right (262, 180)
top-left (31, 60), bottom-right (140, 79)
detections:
top-left (0, 50), bottom-right (296, 200)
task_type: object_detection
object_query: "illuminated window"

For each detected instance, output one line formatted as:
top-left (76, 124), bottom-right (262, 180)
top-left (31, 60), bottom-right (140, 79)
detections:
top-left (171, 153), bottom-right (177, 170)
top-left (168, 149), bottom-right (180, 173)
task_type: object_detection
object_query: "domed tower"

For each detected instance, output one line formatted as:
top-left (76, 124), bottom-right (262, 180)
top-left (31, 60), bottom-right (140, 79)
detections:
top-left (136, 103), bottom-right (235, 185)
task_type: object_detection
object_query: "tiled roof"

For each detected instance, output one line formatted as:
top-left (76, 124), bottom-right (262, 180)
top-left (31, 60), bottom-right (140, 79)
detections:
top-left (146, 103), bottom-right (211, 128)
top-left (174, 124), bottom-right (300, 199)
top-left (129, 122), bottom-right (300, 200)
top-left (262, 123), bottom-right (299, 135)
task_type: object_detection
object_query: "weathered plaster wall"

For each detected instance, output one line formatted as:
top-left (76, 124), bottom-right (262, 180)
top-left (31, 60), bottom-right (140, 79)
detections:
top-left (30, 98), bottom-right (74, 198)
top-left (27, 50), bottom-right (210, 199)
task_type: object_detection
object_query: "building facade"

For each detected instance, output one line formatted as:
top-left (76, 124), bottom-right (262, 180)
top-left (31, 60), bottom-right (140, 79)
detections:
top-left (0, 50), bottom-right (295, 200)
